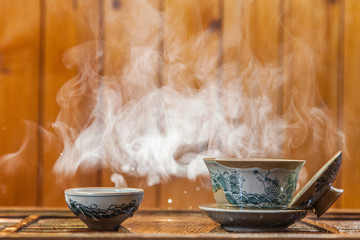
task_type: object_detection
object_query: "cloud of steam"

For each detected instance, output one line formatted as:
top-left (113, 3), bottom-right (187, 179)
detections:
top-left (52, 0), bottom-right (344, 186)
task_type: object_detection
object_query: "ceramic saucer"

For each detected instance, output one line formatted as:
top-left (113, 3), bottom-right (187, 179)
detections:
top-left (290, 151), bottom-right (342, 216)
top-left (199, 203), bottom-right (309, 232)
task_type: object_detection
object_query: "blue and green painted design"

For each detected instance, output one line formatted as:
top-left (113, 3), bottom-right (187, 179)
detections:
top-left (302, 153), bottom-right (342, 208)
top-left (209, 163), bottom-right (301, 208)
top-left (67, 199), bottom-right (139, 220)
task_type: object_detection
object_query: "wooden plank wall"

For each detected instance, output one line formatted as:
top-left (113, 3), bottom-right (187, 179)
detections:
top-left (0, 0), bottom-right (40, 206)
top-left (0, 0), bottom-right (359, 209)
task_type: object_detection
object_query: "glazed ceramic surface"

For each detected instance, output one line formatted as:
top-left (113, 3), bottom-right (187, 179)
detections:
top-left (199, 203), bottom-right (309, 232)
top-left (312, 186), bottom-right (343, 216)
top-left (65, 187), bottom-right (144, 231)
top-left (290, 151), bottom-right (342, 212)
top-left (203, 158), bottom-right (305, 208)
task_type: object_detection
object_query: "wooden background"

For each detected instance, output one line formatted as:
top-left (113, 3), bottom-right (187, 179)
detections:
top-left (0, 0), bottom-right (359, 209)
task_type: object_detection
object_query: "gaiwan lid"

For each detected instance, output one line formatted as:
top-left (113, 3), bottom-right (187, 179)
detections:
top-left (290, 151), bottom-right (343, 217)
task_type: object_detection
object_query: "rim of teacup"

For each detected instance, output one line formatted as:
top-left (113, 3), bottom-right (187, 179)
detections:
top-left (203, 158), bottom-right (305, 170)
top-left (65, 187), bottom-right (144, 196)
top-left (203, 158), bottom-right (305, 163)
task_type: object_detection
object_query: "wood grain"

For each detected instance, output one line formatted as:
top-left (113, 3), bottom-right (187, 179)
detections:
top-left (1, 209), bottom-right (360, 239)
top-left (2, 215), bottom-right (40, 233)
top-left (343, 0), bottom-right (360, 208)
top-left (320, 0), bottom-right (345, 208)
top-left (158, 0), bottom-right (220, 209)
top-left (0, 0), bottom-right (40, 206)
top-left (100, 0), bottom-right (163, 208)
top-left (301, 218), bottom-right (340, 233)
top-left (41, 0), bottom-right (103, 207)
top-left (0, 0), bottom-right (359, 209)
top-left (281, 0), bottom-right (341, 191)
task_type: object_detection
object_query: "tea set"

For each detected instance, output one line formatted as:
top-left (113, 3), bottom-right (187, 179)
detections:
top-left (64, 151), bottom-right (343, 232)
top-left (199, 151), bottom-right (343, 232)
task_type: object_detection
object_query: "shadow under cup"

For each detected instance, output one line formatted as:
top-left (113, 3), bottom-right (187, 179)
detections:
top-left (203, 158), bottom-right (305, 209)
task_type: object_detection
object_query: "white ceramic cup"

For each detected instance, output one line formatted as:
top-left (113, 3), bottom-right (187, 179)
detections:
top-left (203, 158), bottom-right (305, 209)
top-left (65, 187), bottom-right (144, 231)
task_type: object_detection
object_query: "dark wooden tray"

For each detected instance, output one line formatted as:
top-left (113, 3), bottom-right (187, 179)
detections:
top-left (0, 208), bottom-right (359, 239)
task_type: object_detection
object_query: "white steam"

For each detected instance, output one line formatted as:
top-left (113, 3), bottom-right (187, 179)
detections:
top-left (52, 0), bottom-right (343, 186)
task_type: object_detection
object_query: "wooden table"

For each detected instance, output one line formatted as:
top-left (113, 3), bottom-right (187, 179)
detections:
top-left (0, 208), bottom-right (359, 239)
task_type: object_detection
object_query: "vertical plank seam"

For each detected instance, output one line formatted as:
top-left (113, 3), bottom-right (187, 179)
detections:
top-left (282, 0), bottom-right (293, 157)
top-left (96, 0), bottom-right (105, 187)
top-left (37, 0), bottom-right (46, 207)
top-left (157, 0), bottom-right (165, 88)
top-left (156, 0), bottom-right (165, 208)
top-left (216, 0), bottom-right (224, 151)
top-left (279, 0), bottom-right (293, 157)
top-left (337, 0), bottom-right (345, 207)
top-left (73, 0), bottom-right (78, 11)
top-left (278, 0), bottom-right (284, 117)
top-left (278, 0), bottom-right (285, 157)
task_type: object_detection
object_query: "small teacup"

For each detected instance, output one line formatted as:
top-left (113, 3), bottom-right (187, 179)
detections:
top-left (203, 158), bottom-right (305, 209)
top-left (65, 187), bottom-right (144, 231)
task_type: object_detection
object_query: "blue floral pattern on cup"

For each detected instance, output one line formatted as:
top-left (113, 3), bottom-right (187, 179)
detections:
top-left (67, 198), bottom-right (139, 220)
top-left (207, 161), bottom-right (302, 208)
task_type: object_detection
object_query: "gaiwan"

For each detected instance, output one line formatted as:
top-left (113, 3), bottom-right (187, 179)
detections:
top-left (203, 157), bottom-right (305, 209)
